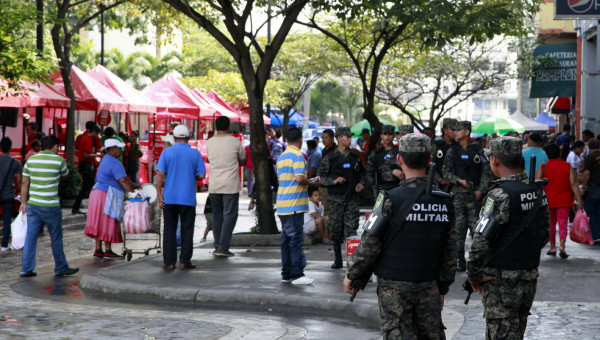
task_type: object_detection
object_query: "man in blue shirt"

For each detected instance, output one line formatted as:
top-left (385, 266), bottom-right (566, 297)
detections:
top-left (306, 139), bottom-right (322, 178)
top-left (556, 124), bottom-right (571, 159)
top-left (523, 133), bottom-right (548, 179)
top-left (156, 125), bottom-right (206, 269)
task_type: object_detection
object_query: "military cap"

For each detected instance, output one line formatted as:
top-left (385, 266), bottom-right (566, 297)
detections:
top-left (442, 118), bottom-right (458, 129)
top-left (452, 121), bottom-right (471, 131)
top-left (398, 133), bottom-right (432, 153)
top-left (336, 126), bottom-right (352, 137)
top-left (397, 124), bottom-right (413, 135)
top-left (485, 136), bottom-right (523, 157)
top-left (381, 125), bottom-right (395, 134)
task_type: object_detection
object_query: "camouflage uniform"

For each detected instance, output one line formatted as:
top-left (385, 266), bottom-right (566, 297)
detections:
top-left (441, 121), bottom-right (491, 270)
top-left (317, 127), bottom-right (366, 247)
top-left (348, 134), bottom-right (457, 339)
top-left (467, 137), bottom-right (550, 340)
top-left (366, 125), bottom-right (401, 191)
top-left (433, 118), bottom-right (458, 190)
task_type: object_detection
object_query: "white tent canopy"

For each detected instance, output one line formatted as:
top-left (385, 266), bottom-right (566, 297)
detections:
top-left (509, 111), bottom-right (549, 132)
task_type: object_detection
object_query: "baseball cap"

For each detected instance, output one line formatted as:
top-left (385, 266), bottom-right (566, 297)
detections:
top-left (173, 125), bottom-right (190, 138)
top-left (398, 133), bottom-right (432, 153)
top-left (105, 138), bottom-right (125, 148)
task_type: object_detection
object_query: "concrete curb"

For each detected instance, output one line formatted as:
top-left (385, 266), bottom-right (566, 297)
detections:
top-left (79, 255), bottom-right (380, 329)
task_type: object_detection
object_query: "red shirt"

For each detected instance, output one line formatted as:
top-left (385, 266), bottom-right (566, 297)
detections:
top-left (76, 133), bottom-right (101, 163)
top-left (243, 144), bottom-right (253, 169)
top-left (542, 159), bottom-right (573, 208)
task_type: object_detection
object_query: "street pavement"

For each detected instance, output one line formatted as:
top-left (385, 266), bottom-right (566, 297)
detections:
top-left (2, 193), bottom-right (600, 339)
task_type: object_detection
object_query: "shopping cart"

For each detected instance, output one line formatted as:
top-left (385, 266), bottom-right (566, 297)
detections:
top-left (121, 185), bottom-right (162, 261)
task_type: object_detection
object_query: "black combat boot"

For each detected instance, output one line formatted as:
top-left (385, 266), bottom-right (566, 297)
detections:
top-left (457, 257), bottom-right (466, 272)
top-left (331, 244), bottom-right (343, 269)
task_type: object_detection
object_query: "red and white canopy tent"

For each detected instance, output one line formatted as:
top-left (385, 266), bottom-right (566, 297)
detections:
top-left (192, 88), bottom-right (240, 122)
top-left (0, 81), bottom-right (71, 160)
top-left (206, 90), bottom-right (271, 125)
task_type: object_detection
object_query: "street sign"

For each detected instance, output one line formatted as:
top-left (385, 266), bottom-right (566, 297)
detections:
top-left (555, 0), bottom-right (600, 19)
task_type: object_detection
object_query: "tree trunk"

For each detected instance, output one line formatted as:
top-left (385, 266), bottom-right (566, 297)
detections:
top-left (247, 89), bottom-right (278, 234)
top-left (363, 94), bottom-right (381, 154)
top-left (282, 107), bottom-right (291, 140)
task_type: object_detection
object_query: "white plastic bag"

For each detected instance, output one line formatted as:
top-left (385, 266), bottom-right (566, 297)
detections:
top-left (11, 212), bottom-right (27, 250)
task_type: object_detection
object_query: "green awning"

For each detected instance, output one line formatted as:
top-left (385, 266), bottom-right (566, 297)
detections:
top-left (529, 43), bottom-right (576, 98)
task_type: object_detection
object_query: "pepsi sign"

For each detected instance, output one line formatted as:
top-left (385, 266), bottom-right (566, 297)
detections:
top-left (555, 0), bottom-right (600, 19)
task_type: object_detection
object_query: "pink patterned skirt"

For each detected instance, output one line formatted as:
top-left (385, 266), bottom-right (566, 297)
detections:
top-left (84, 189), bottom-right (123, 243)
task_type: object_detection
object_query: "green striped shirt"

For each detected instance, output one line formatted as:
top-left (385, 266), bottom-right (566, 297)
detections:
top-left (23, 151), bottom-right (69, 207)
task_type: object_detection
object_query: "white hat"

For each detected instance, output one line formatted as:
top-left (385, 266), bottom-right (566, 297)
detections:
top-left (105, 138), bottom-right (125, 148)
top-left (173, 125), bottom-right (190, 138)
top-left (160, 134), bottom-right (175, 145)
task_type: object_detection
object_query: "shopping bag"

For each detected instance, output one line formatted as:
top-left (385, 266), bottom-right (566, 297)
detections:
top-left (11, 212), bottom-right (27, 250)
top-left (570, 209), bottom-right (593, 245)
top-left (124, 202), bottom-right (150, 234)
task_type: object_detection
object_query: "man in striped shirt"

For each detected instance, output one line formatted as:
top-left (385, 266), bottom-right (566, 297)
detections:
top-left (276, 127), bottom-right (318, 285)
top-left (19, 136), bottom-right (79, 277)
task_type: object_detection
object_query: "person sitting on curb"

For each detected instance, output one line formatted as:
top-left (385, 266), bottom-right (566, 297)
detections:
top-left (303, 187), bottom-right (331, 244)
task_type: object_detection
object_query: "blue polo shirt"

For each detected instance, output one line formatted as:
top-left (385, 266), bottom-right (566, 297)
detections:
top-left (157, 143), bottom-right (206, 206)
top-left (94, 154), bottom-right (127, 192)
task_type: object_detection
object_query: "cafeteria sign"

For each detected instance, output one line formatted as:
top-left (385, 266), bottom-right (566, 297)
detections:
top-left (529, 43), bottom-right (577, 98)
top-left (555, 0), bottom-right (600, 19)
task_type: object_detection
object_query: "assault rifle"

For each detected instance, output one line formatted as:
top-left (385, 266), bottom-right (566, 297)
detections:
top-left (462, 278), bottom-right (474, 304)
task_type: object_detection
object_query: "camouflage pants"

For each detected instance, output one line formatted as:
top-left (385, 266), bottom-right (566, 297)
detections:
top-left (377, 284), bottom-right (444, 340)
top-left (454, 192), bottom-right (479, 261)
top-left (327, 195), bottom-right (359, 245)
top-left (482, 278), bottom-right (537, 340)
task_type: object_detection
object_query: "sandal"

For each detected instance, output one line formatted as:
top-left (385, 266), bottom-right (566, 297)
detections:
top-left (546, 250), bottom-right (556, 256)
top-left (559, 250), bottom-right (569, 259)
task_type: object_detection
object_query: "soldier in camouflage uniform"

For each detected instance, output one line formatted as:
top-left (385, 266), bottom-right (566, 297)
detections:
top-left (442, 121), bottom-right (491, 272)
top-left (467, 136), bottom-right (550, 340)
top-left (344, 134), bottom-right (456, 340)
top-left (381, 124), bottom-right (413, 183)
top-left (433, 118), bottom-right (458, 192)
top-left (366, 125), bottom-right (401, 193)
top-left (317, 127), bottom-right (366, 269)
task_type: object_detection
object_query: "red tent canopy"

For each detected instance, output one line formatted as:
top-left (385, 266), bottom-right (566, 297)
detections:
top-left (87, 65), bottom-right (157, 113)
top-left (142, 73), bottom-right (214, 120)
top-left (50, 66), bottom-right (129, 112)
top-left (206, 90), bottom-right (271, 124)
top-left (192, 89), bottom-right (240, 122)
top-left (0, 81), bottom-right (70, 108)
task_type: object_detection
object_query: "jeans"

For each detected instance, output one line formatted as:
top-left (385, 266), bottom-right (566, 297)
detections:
top-left (211, 193), bottom-right (239, 252)
top-left (585, 185), bottom-right (600, 240)
top-left (128, 162), bottom-right (140, 185)
top-left (245, 168), bottom-right (254, 197)
top-left (21, 204), bottom-right (69, 274)
top-left (279, 213), bottom-right (306, 280)
top-left (1, 198), bottom-right (14, 248)
top-left (73, 162), bottom-right (94, 211)
top-left (163, 204), bottom-right (195, 265)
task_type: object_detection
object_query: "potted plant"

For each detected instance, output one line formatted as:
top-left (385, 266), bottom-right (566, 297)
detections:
top-left (59, 163), bottom-right (82, 208)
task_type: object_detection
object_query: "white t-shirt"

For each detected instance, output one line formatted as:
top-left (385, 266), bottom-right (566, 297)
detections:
top-left (304, 200), bottom-right (324, 225)
top-left (566, 151), bottom-right (582, 173)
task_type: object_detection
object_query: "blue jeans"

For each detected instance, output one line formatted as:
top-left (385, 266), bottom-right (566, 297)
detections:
top-left (279, 213), bottom-right (306, 280)
top-left (1, 198), bottom-right (14, 248)
top-left (128, 162), bottom-right (140, 185)
top-left (21, 204), bottom-right (69, 274)
top-left (585, 185), bottom-right (600, 240)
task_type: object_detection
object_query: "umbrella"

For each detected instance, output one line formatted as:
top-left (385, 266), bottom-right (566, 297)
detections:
top-left (509, 111), bottom-right (548, 132)
top-left (535, 112), bottom-right (556, 128)
top-left (350, 119), bottom-right (397, 137)
top-left (472, 117), bottom-right (525, 135)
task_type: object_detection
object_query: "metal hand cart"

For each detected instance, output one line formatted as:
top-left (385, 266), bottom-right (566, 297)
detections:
top-left (121, 199), bottom-right (162, 261)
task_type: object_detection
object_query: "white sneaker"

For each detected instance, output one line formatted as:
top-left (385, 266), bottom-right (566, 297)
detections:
top-left (281, 278), bottom-right (293, 283)
top-left (291, 276), bottom-right (315, 285)
top-left (1, 246), bottom-right (12, 252)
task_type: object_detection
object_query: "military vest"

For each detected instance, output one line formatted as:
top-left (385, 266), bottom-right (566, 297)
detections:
top-left (374, 184), bottom-right (455, 282)
top-left (434, 140), bottom-right (454, 176)
top-left (452, 143), bottom-right (484, 187)
top-left (487, 180), bottom-right (548, 270)
top-left (327, 151), bottom-right (362, 196)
